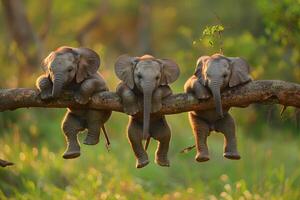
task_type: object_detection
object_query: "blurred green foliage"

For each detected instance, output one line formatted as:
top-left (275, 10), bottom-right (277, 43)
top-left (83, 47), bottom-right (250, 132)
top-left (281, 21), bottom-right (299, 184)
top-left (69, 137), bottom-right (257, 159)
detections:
top-left (0, 0), bottom-right (300, 199)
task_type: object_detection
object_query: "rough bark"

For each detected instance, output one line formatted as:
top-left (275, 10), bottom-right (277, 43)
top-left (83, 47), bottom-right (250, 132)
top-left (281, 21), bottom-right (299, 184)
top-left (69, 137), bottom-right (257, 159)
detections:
top-left (0, 80), bottom-right (299, 114)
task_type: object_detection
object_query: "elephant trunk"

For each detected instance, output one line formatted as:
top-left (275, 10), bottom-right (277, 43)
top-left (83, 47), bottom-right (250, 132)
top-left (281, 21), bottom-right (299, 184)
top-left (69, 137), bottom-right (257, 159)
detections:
top-left (52, 73), bottom-right (64, 98)
top-left (142, 83), bottom-right (154, 140)
top-left (209, 80), bottom-right (224, 118)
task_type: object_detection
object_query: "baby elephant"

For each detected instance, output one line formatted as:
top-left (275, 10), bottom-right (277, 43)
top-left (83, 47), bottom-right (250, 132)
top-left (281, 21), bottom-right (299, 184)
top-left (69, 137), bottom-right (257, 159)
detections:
top-left (115, 54), bottom-right (180, 168)
top-left (184, 54), bottom-right (252, 162)
top-left (36, 46), bottom-right (111, 159)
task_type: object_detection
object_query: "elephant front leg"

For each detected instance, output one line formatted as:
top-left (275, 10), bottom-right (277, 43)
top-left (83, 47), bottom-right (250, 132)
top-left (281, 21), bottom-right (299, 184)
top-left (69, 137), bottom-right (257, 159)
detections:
top-left (152, 86), bottom-right (172, 113)
top-left (193, 80), bottom-right (210, 99)
top-left (0, 159), bottom-right (14, 167)
top-left (215, 113), bottom-right (240, 160)
top-left (189, 113), bottom-right (210, 162)
top-left (36, 75), bottom-right (53, 100)
top-left (117, 83), bottom-right (139, 115)
top-left (151, 117), bottom-right (171, 167)
top-left (184, 76), bottom-right (210, 99)
top-left (128, 118), bottom-right (149, 168)
top-left (75, 79), bottom-right (105, 104)
top-left (61, 111), bottom-right (85, 159)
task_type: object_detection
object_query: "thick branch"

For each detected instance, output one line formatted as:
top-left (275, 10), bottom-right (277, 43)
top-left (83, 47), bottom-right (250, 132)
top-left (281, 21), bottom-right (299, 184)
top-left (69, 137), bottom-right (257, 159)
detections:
top-left (0, 80), bottom-right (299, 114)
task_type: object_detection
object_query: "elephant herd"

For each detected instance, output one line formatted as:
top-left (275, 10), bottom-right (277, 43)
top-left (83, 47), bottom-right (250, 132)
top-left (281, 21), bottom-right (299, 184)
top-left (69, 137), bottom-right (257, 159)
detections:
top-left (0, 46), bottom-right (252, 168)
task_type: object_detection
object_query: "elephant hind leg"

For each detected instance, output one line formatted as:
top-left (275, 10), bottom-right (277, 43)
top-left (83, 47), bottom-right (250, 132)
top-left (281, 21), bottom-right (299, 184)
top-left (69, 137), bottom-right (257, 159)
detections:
top-left (61, 112), bottom-right (85, 159)
top-left (128, 118), bottom-right (149, 168)
top-left (84, 110), bottom-right (111, 145)
top-left (0, 159), bottom-right (14, 167)
top-left (189, 113), bottom-right (210, 162)
top-left (151, 117), bottom-right (171, 167)
top-left (215, 113), bottom-right (240, 160)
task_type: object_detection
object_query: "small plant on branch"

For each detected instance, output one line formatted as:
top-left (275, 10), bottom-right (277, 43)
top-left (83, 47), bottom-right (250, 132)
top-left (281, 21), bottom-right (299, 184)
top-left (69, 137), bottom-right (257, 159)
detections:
top-left (193, 24), bottom-right (225, 53)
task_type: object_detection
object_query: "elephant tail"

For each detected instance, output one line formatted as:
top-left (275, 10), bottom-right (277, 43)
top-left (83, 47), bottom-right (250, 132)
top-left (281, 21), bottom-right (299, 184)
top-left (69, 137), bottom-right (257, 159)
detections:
top-left (101, 125), bottom-right (110, 152)
top-left (180, 145), bottom-right (196, 154)
top-left (144, 137), bottom-right (151, 151)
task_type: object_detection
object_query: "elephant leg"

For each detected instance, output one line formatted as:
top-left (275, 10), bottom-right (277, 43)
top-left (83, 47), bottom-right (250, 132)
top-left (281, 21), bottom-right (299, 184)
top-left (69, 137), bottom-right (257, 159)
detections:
top-left (193, 80), bottom-right (210, 99)
top-left (184, 76), bottom-right (210, 99)
top-left (116, 83), bottom-right (139, 115)
top-left (127, 117), bottom-right (149, 168)
top-left (152, 88), bottom-right (163, 113)
top-left (84, 110), bottom-right (101, 145)
top-left (61, 111), bottom-right (85, 159)
top-left (215, 113), bottom-right (240, 160)
top-left (189, 113), bottom-right (210, 162)
top-left (84, 110), bottom-right (111, 145)
top-left (151, 117), bottom-right (171, 167)
top-left (152, 86), bottom-right (172, 113)
top-left (36, 75), bottom-right (53, 100)
top-left (75, 79), bottom-right (106, 104)
top-left (0, 159), bottom-right (14, 167)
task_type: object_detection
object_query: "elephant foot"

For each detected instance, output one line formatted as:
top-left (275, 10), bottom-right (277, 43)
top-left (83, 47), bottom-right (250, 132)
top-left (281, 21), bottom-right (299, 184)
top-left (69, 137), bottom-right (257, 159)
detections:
top-left (195, 90), bottom-right (210, 100)
top-left (136, 155), bottom-right (149, 169)
top-left (151, 102), bottom-right (162, 113)
top-left (124, 104), bottom-right (139, 115)
top-left (62, 144), bottom-right (80, 159)
top-left (223, 151), bottom-right (241, 160)
top-left (83, 135), bottom-right (99, 145)
top-left (195, 152), bottom-right (210, 162)
top-left (40, 90), bottom-right (53, 100)
top-left (0, 159), bottom-right (14, 167)
top-left (155, 154), bottom-right (170, 167)
top-left (74, 93), bottom-right (90, 104)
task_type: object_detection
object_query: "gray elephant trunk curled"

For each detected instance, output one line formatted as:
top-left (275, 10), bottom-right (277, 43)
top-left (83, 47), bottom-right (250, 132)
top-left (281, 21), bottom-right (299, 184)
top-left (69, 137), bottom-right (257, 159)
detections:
top-left (209, 80), bottom-right (223, 118)
top-left (142, 83), bottom-right (154, 140)
top-left (52, 73), bottom-right (64, 98)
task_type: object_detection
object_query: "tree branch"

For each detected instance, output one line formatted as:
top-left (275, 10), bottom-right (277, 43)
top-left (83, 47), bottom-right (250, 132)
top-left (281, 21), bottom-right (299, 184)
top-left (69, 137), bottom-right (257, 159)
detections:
top-left (0, 80), bottom-right (299, 114)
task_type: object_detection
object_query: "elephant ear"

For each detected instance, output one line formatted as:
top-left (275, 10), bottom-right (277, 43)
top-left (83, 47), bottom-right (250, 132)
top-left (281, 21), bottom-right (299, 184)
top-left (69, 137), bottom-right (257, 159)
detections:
top-left (115, 54), bottom-right (137, 89)
top-left (73, 47), bottom-right (100, 83)
top-left (228, 57), bottom-right (252, 87)
top-left (42, 51), bottom-right (55, 73)
top-left (194, 56), bottom-right (210, 83)
top-left (159, 59), bottom-right (180, 85)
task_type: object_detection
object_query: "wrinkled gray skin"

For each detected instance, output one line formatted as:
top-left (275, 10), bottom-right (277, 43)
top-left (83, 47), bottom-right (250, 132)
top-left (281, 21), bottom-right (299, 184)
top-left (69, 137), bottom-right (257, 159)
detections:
top-left (115, 54), bottom-right (180, 168)
top-left (184, 54), bottom-right (252, 162)
top-left (36, 46), bottom-right (111, 159)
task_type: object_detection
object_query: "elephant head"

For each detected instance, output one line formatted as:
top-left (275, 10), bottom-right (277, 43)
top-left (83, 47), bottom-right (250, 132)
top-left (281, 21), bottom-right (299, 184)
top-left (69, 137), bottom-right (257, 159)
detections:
top-left (42, 46), bottom-right (100, 98)
top-left (195, 54), bottom-right (252, 118)
top-left (115, 54), bottom-right (180, 138)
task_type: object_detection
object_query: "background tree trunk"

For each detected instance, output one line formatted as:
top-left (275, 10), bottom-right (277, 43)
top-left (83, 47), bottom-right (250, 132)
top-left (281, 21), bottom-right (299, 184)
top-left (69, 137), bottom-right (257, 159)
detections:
top-left (1, 0), bottom-right (43, 85)
top-left (137, 0), bottom-right (152, 54)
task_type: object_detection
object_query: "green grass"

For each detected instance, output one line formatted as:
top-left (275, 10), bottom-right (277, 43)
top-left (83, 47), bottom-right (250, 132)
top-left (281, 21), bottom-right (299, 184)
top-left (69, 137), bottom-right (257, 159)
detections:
top-left (1, 109), bottom-right (300, 200)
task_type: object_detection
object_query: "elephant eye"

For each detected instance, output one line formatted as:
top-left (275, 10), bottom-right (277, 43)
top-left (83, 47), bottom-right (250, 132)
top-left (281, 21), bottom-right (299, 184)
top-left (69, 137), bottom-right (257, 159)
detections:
top-left (137, 74), bottom-right (142, 79)
top-left (155, 76), bottom-right (159, 80)
top-left (67, 67), bottom-right (73, 72)
top-left (223, 74), bottom-right (227, 78)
